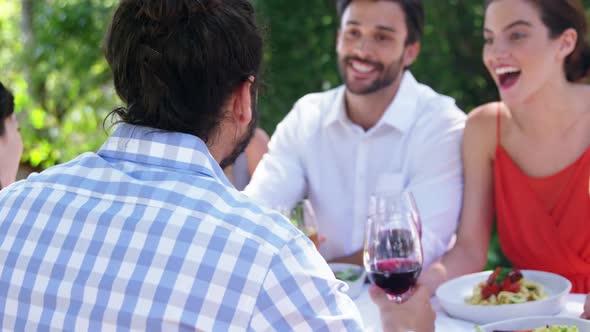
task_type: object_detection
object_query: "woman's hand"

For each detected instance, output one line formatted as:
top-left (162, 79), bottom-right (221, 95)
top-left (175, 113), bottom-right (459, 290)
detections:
top-left (369, 284), bottom-right (435, 332)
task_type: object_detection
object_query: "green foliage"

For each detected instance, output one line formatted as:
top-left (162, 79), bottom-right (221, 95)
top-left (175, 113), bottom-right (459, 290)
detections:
top-left (254, 0), bottom-right (340, 133)
top-left (485, 223), bottom-right (512, 270)
top-left (0, 0), bottom-right (119, 168)
top-left (415, 1), bottom-right (496, 112)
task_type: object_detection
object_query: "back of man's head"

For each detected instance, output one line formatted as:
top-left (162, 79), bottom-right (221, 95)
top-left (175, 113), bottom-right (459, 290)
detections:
top-left (104, 0), bottom-right (263, 142)
top-left (336, 0), bottom-right (423, 45)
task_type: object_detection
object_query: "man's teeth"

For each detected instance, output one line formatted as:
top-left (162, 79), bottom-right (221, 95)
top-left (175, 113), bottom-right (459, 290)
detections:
top-left (495, 67), bottom-right (520, 75)
top-left (352, 61), bottom-right (374, 73)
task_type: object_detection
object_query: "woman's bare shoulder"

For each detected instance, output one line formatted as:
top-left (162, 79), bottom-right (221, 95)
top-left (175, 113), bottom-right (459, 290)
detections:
top-left (467, 102), bottom-right (509, 124)
top-left (463, 102), bottom-right (509, 155)
top-left (466, 102), bottom-right (507, 134)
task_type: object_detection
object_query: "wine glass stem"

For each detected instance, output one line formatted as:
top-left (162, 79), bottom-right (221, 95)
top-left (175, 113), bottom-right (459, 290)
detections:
top-left (386, 286), bottom-right (415, 303)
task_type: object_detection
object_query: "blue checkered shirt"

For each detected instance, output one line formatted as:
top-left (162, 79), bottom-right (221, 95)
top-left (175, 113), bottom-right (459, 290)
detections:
top-left (0, 124), bottom-right (363, 331)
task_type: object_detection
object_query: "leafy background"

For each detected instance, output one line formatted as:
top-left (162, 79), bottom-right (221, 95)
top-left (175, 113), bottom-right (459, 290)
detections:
top-left (1, 0), bottom-right (589, 267)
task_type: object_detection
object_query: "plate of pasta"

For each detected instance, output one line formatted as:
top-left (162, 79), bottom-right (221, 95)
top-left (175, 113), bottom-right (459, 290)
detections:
top-left (477, 316), bottom-right (590, 332)
top-left (436, 269), bottom-right (572, 324)
top-left (466, 268), bottom-right (547, 305)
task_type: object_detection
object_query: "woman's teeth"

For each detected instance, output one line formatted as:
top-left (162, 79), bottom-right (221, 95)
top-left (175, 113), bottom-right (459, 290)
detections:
top-left (495, 66), bottom-right (520, 75)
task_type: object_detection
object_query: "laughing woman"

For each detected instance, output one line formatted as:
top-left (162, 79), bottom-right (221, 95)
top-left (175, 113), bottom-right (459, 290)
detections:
top-left (0, 83), bottom-right (23, 190)
top-left (422, 0), bottom-right (590, 297)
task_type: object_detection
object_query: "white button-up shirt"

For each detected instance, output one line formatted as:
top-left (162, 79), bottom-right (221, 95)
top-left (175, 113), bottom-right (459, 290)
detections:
top-left (245, 72), bottom-right (466, 267)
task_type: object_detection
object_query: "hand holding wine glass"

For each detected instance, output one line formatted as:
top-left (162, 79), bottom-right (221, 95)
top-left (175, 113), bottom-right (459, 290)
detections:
top-left (364, 191), bottom-right (423, 303)
top-left (369, 283), bottom-right (435, 332)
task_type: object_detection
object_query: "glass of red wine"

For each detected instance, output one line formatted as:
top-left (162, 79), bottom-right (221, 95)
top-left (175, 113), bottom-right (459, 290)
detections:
top-left (364, 191), bottom-right (423, 303)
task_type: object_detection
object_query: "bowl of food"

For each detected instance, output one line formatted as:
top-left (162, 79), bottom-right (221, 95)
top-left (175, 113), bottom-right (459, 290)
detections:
top-left (328, 263), bottom-right (366, 299)
top-left (478, 316), bottom-right (590, 332)
top-left (436, 268), bottom-right (571, 324)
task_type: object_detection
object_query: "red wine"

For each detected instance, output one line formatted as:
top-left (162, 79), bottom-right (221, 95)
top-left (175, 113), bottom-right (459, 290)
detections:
top-left (368, 258), bottom-right (422, 295)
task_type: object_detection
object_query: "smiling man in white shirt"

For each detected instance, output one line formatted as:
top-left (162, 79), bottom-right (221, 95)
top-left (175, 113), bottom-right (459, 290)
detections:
top-left (245, 0), bottom-right (466, 269)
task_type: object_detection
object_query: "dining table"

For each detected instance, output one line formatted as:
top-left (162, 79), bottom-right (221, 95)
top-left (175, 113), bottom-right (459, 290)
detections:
top-left (353, 284), bottom-right (586, 332)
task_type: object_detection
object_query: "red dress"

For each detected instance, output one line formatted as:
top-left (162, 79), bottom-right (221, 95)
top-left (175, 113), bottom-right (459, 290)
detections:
top-left (494, 110), bottom-right (590, 293)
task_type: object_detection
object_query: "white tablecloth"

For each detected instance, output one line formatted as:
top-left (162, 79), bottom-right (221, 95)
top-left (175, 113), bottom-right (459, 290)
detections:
top-left (353, 284), bottom-right (585, 332)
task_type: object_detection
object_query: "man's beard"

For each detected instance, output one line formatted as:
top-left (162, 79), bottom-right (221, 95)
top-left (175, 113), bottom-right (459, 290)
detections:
top-left (219, 100), bottom-right (258, 170)
top-left (338, 53), bottom-right (404, 95)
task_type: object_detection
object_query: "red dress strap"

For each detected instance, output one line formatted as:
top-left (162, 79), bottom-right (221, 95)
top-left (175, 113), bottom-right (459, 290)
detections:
top-left (496, 103), bottom-right (501, 147)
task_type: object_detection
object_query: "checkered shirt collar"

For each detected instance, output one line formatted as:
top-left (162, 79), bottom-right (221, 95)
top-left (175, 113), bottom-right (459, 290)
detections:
top-left (98, 123), bottom-right (232, 187)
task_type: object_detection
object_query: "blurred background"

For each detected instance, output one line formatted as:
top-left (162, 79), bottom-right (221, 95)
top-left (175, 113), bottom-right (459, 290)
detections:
top-left (1, 0), bottom-right (589, 267)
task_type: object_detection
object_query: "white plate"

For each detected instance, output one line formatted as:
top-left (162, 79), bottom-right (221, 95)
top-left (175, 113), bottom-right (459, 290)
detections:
top-left (436, 270), bottom-right (572, 324)
top-left (479, 316), bottom-right (590, 332)
top-left (328, 263), bottom-right (366, 299)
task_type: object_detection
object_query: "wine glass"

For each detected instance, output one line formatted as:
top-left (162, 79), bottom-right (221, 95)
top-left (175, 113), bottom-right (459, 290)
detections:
top-left (364, 192), bottom-right (423, 303)
top-left (275, 200), bottom-right (319, 248)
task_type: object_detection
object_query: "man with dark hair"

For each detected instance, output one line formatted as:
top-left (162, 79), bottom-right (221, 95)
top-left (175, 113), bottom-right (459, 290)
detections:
top-left (247, 0), bottom-right (465, 272)
top-left (0, 1), bottom-right (436, 331)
